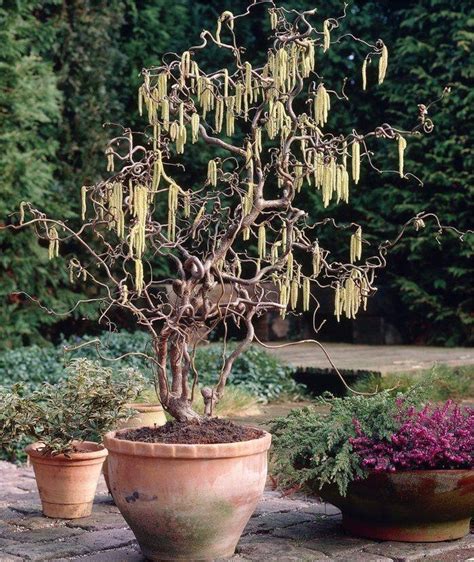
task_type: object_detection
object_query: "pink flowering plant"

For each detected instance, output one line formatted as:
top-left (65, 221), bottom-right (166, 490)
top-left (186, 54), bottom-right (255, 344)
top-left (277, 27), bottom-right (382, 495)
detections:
top-left (350, 401), bottom-right (474, 473)
top-left (271, 389), bottom-right (474, 496)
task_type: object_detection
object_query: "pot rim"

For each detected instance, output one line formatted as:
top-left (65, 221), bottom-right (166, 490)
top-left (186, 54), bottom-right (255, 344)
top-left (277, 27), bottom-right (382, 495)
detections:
top-left (26, 440), bottom-right (108, 461)
top-left (104, 426), bottom-right (272, 459)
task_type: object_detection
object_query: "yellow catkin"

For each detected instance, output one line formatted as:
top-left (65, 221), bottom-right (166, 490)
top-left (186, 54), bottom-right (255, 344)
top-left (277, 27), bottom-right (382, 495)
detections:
top-left (303, 277), bottom-right (310, 311)
top-left (167, 182), bottom-right (178, 241)
top-left (323, 20), bottom-right (330, 52)
top-left (106, 148), bottom-right (114, 172)
top-left (131, 184), bottom-right (148, 257)
top-left (226, 96), bottom-right (235, 136)
top-left (161, 99), bottom-right (170, 131)
top-left (138, 86), bottom-right (143, 116)
top-left (135, 259), bottom-right (144, 296)
top-left (157, 73), bottom-right (167, 99)
top-left (191, 113), bottom-right (200, 143)
top-left (19, 201), bottom-right (26, 224)
top-left (334, 283), bottom-right (342, 322)
top-left (290, 279), bottom-right (299, 309)
top-left (352, 140), bottom-right (361, 184)
top-left (245, 61), bottom-right (252, 93)
top-left (258, 224), bottom-right (266, 259)
top-left (270, 9), bottom-right (278, 29)
top-left (243, 182), bottom-right (254, 216)
top-left (314, 84), bottom-right (330, 127)
top-left (121, 284), bottom-right (129, 305)
top-left (81, 186), bottom-right (87, 220)
top-left (192, 204), bottom-right (205, 238)
top-left (181, 51), bottom-right (191, 79)
top-left (362, 59), bottom-right (367, 91)
top-left (398, 135), bottom-right (407, 177)
top-left (215, 97), bottom-right (224, 133)
top-left (207, 159), bottom-right (217, 187)
top-left (152, 150), bottom-right (163, 193)
top-left (378, 43), bottom-right (388, 84)
top-left (312, 243), bottom-right (321, 276)
top-left (48, 226), bottom-right (59, 260)
top-left (350, 227), bottom-right (363, 263)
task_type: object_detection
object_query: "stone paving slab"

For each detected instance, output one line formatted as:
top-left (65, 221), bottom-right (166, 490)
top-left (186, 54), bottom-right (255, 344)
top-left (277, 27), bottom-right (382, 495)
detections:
top-left (0, 461), bottom-right (472, 561)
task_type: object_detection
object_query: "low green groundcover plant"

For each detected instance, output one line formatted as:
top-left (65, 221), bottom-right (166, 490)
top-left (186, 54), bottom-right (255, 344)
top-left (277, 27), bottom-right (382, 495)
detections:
top-left (270, 389), bottom-right (474, 497)
top-left (0, 359), bottom-right (144, 458)
top-left (0, 331), bottom-right (303, 402)
top-left (353, 364), bottom-right (474, 401)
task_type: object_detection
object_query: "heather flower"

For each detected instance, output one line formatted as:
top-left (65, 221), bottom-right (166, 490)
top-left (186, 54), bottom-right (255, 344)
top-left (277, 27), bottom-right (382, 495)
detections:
top-left (350, 401), bottom-right (474, 473)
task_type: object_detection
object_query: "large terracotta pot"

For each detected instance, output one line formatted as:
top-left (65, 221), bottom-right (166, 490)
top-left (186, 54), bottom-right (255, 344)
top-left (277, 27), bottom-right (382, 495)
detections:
top-left (317, 470), bottom-right (474, 542)
top-left (26, 441), bottom-right (107, 519)
top-left (103, 403), bottom-right (167, 492)
top-left (104, 428), bottom-right (272, 561)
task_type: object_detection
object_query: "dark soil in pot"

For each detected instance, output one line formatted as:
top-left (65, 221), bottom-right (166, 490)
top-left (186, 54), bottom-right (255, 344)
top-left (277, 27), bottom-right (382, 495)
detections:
top-left (117, 418), bottom-right (264, 444)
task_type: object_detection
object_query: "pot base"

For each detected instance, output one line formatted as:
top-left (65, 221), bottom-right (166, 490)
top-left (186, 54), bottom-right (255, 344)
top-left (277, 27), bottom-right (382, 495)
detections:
top-left (343, 515), bottom-right (471, 543)
top-left (42, 500), bottom-right (93, 519)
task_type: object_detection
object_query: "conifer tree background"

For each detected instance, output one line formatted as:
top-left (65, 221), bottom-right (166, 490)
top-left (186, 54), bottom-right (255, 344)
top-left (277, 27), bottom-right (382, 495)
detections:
top-left (1, 0), bottom-right (472, 347)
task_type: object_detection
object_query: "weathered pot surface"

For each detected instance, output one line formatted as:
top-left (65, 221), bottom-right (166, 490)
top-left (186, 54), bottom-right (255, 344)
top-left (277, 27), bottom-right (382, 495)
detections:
top-left (316, 469), bottom-right (474, 542)
top-left (104, 427), bottom-right (272, 561)
top-left (26, 441), bottom-right (108, 519)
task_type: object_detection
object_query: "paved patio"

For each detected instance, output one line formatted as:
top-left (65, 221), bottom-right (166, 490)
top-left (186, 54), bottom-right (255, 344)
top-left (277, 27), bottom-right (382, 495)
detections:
top-left (263, 342), bottom-right (474, 375)
top-left (1, 461), bottom-right (472, 561)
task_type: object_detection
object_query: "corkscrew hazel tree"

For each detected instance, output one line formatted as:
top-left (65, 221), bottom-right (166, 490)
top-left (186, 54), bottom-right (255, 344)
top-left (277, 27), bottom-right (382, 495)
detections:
top-left (6, 2), bottom-right (470, 421)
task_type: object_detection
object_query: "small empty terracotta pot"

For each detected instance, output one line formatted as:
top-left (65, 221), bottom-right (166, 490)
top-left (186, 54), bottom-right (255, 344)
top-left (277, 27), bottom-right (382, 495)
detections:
top-left (120, 403), bottom-right (167, 429)
top-left (103, 403), bottom-right (167, 492)
top-left (26, 441), bottom-right (107, 519)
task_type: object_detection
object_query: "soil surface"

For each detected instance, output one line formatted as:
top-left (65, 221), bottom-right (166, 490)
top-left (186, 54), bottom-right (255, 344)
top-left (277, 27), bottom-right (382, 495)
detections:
top-left (117, 418), bottom-right (264, 444)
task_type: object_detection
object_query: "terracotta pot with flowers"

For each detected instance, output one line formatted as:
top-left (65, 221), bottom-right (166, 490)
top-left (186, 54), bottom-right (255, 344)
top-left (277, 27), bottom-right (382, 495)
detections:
top-left (3, 0), bottom-right (470, 559)
top-left (271, 391), bottom-right (474, 542)
top-left (0, 359), bottom-right (143, 519)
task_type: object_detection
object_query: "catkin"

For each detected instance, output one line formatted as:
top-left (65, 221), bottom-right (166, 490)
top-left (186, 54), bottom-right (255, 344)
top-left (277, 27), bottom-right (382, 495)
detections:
top-left (106, 148), bottom-right (114, 172)
top-left (215, 97), bottom-right (224, 133)
top-left (303, 277), bottom-right (310, 311)
top-left (314, 84), bottom-right (330, 127)
top-left (121, 284), bottom-right (129, 305)
top-left (312, 243), bottom-right (321, 276)
top-left (290, 279), bottom-right (299, 309)
top-left (362, 58), bottom-right (367, 91)
top-left (19, 201), bottom-right (26, 225)
top-left (135, 259), bottom-right (144, 296)
top-left (334, 283), bottom-right (342, 322)
top-left (138, 86), bottom-right (143, 116)
top-left (161, 99), bottom-right (170, 131)
top-left (258, 224), bottom-right (266, 259)
top-left (207, 159), bottom-right (218, 187)
top-left (352, 140), bottom-right (361, 184)
top-left (323, 20), bottom-right (330, 52)
top-left (191, 113), bottom-right (200, 143)
top-left (270, 9), bottom-right (278, 29)
top-left (167, 182), bottom-right (179, 241)
top-left (48, 227), bottom-right (59, 260)
top-left (350, 227), bottom-right (363, 263)
top-left (398, 135), bottom-right (407, 178)
top-left (81, 186), bottom-right (87, 220)
top-left (245, 62), bottom-right (252, 93)
top-left (378, 43), bottom-right (388, 84)
top-left (181, 51), bottom-right (191, 79)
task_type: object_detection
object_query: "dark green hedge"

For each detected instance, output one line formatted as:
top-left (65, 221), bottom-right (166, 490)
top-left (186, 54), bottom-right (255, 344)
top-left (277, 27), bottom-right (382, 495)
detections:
top-left (0, 332), bottom-right (303, 403)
